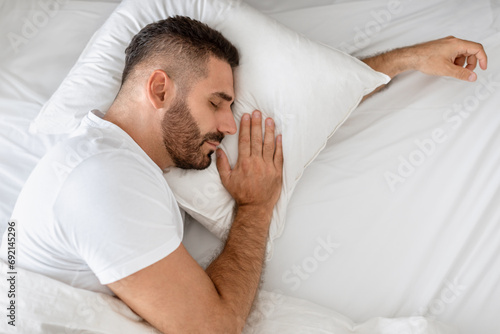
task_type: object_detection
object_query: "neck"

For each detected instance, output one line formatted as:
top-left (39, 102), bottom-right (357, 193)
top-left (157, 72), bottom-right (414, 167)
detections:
top-left (104, 101), bottom-right (174, 170)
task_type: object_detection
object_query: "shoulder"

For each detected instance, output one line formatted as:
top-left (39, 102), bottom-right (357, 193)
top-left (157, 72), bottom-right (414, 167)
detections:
top-left (45, 118), bottom-right (165, 188)
top-left (54, 147), bottom-right (183, 257)
top-left (56, 150), bottom-right (172, 211)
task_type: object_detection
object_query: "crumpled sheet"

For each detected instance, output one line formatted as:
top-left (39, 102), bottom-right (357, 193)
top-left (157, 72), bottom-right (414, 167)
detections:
top-left (0, 260), bottom-right (457, 334)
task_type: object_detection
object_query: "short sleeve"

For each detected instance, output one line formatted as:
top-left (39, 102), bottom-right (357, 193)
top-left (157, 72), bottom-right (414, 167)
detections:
top-left (54, 151), bottom-right (183, 284)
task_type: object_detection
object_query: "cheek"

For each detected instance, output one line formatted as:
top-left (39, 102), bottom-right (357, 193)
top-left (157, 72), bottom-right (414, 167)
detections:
top-left (190, 105), bottom-right (217, 134)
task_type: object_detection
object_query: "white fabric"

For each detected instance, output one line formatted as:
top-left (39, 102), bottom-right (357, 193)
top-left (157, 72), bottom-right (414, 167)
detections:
top-left (30, 0), bottom-right (390, 257)
top-left (1, 0), bottom-right (500, 333)
top-left (0, 259), bottom-right (457, 334)
top-left (0, 0), bottom-right (121, 239)
top-left (0, 110), bottom-right (183, 294)
top-left (259, 4), bottom-right (500, 334)
top-left (182, 2), bottom-right (500, 333)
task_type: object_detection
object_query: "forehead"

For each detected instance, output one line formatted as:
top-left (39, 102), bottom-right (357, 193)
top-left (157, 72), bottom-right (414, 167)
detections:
top-left (190, 56), bottom-right (235, 101)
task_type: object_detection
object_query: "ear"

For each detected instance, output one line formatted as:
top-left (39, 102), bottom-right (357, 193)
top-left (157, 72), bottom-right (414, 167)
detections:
top-left (146, 69), bottom-right (174, 110)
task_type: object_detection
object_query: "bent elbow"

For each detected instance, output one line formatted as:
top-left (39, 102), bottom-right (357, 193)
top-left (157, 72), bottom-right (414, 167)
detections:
top-left (161, 306), bottom-right (245, 334)
top-left (208, 307), bottom-right (246, 334)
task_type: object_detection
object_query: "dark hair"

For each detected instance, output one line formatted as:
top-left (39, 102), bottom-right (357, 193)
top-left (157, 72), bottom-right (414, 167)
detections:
top-left (121, 16), bottom-right (239, 90)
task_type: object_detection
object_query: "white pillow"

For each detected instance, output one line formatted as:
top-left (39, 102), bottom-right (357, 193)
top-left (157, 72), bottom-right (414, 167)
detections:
top-left (31, 0), bottom-right (390, 257)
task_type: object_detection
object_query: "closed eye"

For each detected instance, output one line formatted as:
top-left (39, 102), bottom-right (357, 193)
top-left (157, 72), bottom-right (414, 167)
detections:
top-left (210, 101), bottom-right (218, 109)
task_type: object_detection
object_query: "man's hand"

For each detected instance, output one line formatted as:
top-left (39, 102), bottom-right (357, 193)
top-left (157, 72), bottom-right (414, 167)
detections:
top-left (363, 36), bottom-right (488, 81)
top-left (108, 111), bottom-right (284, 334)
top-left (361, 36), bottom-right (488, 100)
top-left (216, 110), bottom-right (283, 214)
top-left (404, 36), bottom-right (488, 82)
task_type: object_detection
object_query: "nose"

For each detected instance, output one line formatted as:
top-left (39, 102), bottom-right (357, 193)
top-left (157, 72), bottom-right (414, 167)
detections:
top-left (216, 106), bottom-right (237, 135)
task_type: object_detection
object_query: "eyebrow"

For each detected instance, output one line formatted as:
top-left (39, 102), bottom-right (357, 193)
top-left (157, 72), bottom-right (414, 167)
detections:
top-left (212, 91), bottom-right (234, 103)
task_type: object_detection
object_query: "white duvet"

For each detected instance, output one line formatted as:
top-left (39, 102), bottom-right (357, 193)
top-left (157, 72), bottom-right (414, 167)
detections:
top-left (0, 260), bottom-right (457, 334)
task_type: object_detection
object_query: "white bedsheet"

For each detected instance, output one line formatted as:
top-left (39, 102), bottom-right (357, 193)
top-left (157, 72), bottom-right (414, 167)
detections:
top-left (1, 0), bottom-right (499, 333)
top-left (261, 3), bottom-right (500, 333)
top-left (0, 259), bottom-right (458, 334)
top-left (264, 39), bottom-right (500, 329)
top-left (188, 1), bottom-right (500, 333)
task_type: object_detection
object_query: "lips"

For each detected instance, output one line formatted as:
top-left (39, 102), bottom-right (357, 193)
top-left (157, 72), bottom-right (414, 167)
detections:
top-left (206, 141), bottom-right (220, 149)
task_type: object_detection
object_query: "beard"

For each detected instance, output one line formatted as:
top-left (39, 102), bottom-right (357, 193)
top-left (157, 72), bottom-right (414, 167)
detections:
top-left (161, 96), bottom-right (224, 170)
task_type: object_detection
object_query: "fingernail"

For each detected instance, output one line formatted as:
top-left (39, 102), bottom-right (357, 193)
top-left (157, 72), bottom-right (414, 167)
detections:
top-left (253, 111), bottom-right (261, 118)
top-left (243, 114), bottom-right (250, 121)
top-left (266, 118), bottom-right (273, 126)
top-left (468, 73), bottom-right (475, 82)
top-left (216, 149), bottom-right (221, 158)
top-left (277, 134), bottom-right (282, 142)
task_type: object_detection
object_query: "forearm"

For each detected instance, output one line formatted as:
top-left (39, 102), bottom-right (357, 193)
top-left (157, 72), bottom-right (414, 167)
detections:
top-left (360, 36), bottom-right (488, 101)
top-left (362, 46), bottom-right (416, 79)
top-left (205, 205), bottom-right (272, 330)
top-left (360, 47), bottom-right (415, 101)
top-left (208, 108), bottom-right (283, 332)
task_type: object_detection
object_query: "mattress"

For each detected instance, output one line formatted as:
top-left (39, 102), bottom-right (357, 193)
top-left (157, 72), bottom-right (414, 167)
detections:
top-left (1, 0), bottom-right (499, 333)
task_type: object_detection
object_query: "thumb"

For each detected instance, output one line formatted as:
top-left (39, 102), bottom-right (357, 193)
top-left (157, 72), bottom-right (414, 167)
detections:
top-left (448, 63), bottom-right (476, 82)
top-left (215, 148), bottom-right (231, 183)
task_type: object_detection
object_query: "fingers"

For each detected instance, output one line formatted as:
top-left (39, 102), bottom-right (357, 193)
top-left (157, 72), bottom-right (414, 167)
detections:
top-left (216, 148), bottom-right (231, 184)
top-left (251, 110), bottom-right (263, 156)
top-left (225, 111), bottom-right (283, 209)
top-left (469, 43), bottom-right (488, 70)
top-left (465, 54), bottom-right (477, 72)
top-left (446, 62), bottom-right (474, 82)
top-left (238, 113), bottom-right (251, 157)
top-left (454, 56), bottom-right (466, 67)
top-left (418, 36), bottom-right (488, 82)
top-left (274, 134), bottom-right (283, 171)
top-left (238, 110), bottom-right (282, 168)
top-left (454, 38), bottom-right (488, 70)
top-left (262, 118), bottom-right (275, 162)
top-left (439, 38), bottom-right (488, 82)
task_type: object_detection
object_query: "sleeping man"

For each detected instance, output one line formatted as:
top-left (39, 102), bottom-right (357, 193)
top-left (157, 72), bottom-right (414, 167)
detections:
top-left (0, 15), bottom-right (487, 334)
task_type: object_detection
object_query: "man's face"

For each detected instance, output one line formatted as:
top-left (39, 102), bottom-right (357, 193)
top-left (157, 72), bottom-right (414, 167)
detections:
top-left (161, 57), bottom-right (236, 170)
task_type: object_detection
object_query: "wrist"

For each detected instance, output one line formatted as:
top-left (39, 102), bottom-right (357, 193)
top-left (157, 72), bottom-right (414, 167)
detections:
top-left (235, 203), bottom-right (274, 221)
top-left (397, 45), bottom-right (420, 72)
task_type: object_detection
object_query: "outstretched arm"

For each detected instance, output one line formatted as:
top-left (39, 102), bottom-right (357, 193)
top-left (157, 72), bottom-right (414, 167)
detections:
top-left (361, 36), bottom-right (488, 99)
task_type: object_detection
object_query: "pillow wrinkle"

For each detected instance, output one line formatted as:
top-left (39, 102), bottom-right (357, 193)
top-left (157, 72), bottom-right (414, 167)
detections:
top-left (31, 0), bottom-right (390, 259)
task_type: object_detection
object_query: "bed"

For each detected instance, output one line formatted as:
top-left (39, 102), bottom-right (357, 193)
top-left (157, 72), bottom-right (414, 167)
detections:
top-left (1, 0), bottom-right (499, 333)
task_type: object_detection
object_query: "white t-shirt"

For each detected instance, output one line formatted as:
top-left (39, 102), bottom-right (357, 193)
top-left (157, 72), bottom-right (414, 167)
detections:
top-left (0, 110), bottom-right (183, 295)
